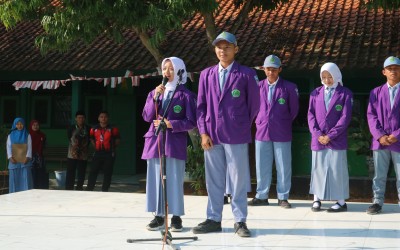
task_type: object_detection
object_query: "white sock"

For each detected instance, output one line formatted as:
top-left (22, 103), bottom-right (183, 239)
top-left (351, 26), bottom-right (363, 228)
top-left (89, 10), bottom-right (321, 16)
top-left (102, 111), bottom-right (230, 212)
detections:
top-left (331, 200), bottom-right (345, 209)
top-left (313, 196), bottom-right (321, 208)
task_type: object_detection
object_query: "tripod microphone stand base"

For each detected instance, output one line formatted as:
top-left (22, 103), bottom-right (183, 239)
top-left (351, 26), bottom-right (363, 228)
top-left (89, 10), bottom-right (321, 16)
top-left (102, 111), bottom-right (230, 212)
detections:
top-left (127, 229), bottom-right (198, 250)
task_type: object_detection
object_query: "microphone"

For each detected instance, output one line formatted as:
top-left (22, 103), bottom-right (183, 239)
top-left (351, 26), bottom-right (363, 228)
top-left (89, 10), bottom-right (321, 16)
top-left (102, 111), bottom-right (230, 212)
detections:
top-left (155, 76), bottom-right (169, 100)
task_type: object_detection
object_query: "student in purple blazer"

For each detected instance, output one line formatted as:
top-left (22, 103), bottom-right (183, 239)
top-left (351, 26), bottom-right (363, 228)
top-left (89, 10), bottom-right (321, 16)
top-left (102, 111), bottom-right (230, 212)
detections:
top-left (248, 55), bottom-right (299, 208)
top-left (366, 56), bottom-right (400, 215)
top-left (193, 31), bottom-right (260, 237)
top-left (142, 57), bottom-right (197, 232)
top-left (308, 62), bottom-right (353, 212)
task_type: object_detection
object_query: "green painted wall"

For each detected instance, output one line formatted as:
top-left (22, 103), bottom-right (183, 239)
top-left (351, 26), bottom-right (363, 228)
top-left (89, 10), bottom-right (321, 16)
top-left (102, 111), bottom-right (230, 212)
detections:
top-left (0, 68), bottom-right (396, 178)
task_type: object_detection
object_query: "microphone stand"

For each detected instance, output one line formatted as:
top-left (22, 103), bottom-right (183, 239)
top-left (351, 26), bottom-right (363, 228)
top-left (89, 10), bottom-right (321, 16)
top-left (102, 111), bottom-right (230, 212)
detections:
top-left (127, 78), bottom-right (198, 249)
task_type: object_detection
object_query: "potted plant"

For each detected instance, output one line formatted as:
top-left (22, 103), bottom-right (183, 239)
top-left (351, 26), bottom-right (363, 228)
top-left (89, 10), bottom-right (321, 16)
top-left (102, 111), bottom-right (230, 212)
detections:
top-left (348, 116), bottom-right (374, 176)
top-left (186, 128), bottom-right (206, 195)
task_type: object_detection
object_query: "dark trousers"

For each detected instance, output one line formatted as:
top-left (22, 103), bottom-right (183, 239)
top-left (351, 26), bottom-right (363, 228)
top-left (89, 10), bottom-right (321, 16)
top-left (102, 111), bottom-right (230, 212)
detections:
top-left (65, 159), bottom-right (87, 190)
top-left (86, 155), bottom-right (115, 192)
top-left (31, 165), bottom-right (49, 189)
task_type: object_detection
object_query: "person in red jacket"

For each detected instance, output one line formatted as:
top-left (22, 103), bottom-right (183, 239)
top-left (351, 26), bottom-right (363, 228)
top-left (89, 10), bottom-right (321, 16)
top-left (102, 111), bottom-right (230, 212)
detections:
top-left (86, 111), bottom-right (120, 192)
top-left (29, 119), bottom-right (48, 189)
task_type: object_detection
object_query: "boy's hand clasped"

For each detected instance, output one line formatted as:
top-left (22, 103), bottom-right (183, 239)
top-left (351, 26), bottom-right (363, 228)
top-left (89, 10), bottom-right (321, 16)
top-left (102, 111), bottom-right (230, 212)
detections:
top-left (201, 134), bottom-right (213, 150)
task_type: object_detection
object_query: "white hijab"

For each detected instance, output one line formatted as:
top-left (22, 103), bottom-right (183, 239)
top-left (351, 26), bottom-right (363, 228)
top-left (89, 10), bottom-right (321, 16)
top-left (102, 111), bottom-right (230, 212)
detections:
top-left (161, 57), bottom-right (187, 96)
top-left (320, 62), bottom-right (343, 89)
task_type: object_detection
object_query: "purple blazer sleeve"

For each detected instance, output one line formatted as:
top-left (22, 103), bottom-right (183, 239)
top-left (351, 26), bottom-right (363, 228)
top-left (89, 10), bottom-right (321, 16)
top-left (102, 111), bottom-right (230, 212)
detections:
top-left (247, 68), bottom-right (261, 123)
top-left (307, 88), bottom-right (324, 138)
top-left (196, 68), bottom-right (210, 136)
top-left (142, 90), bottom-right (158, 123)
top-left (367, 87), bottom-right (387, 142)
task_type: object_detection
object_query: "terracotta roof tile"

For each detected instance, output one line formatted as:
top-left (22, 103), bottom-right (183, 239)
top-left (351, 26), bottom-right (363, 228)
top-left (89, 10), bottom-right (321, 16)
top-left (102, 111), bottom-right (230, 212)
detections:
top-left (1, 0), bottom-right (400, 75)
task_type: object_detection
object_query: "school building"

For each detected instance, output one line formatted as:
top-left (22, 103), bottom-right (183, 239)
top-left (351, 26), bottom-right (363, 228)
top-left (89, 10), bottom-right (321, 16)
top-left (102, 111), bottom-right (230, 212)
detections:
top-left (0, 0), bottom-right (399, 178)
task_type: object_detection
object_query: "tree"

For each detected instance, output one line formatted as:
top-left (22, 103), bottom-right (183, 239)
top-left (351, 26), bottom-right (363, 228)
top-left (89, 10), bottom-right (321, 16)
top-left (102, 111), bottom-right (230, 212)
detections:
top-left (5, 0), bottom-right (396, 67)
top-left (0, 0), bottom-right (218, 64)
top-left (362, 0), bottom-right (400, 9)
top-left (0, 0), bottom-right (291, 65)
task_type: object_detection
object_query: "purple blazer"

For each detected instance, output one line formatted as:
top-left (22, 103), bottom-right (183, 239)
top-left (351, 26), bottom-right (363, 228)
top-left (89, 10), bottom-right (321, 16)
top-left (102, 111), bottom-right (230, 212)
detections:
top-left (141, 85), bottom-right (197, 160)
top-left (197, 61), bottom-right (260, 144)
top-left (255, 78), bottom-right (299, 142)
top-left (367, 84), bottom-right (400, 152)
top-left (307, 85), bottom-right (353, 150)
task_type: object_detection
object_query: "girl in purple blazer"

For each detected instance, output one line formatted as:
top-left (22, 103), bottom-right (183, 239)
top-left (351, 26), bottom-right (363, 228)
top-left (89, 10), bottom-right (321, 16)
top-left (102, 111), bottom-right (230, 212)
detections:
top-left (141, 57), bottom-right (197, 232)
top-left (307, 62), bottom-right (353, 212)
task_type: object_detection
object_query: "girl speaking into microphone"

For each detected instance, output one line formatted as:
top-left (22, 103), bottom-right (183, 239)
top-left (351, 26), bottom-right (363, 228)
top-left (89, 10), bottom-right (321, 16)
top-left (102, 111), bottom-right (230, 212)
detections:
top-left (141, 57), bottom-right (197, 232)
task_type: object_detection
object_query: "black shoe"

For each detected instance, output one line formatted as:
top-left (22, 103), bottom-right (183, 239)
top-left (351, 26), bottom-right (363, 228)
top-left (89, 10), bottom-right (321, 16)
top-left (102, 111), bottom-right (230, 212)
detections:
top-left (327, 202), bottom-right (347, 212)
top-left (224, 196), bottom-right (229, 205)
top-left (192, 219), bottom-right (222, 234)
top-left (311, 201), bottom-right (322, 212)
top-left (278, 199), bottom-right (292, 208)
top-left (248, 198), bottom-right (269, 206)
top-left (146, 216), bottom-right (164, 231)
top-left (170, 216), bottom-right (183, 232)
top-left (366, 203), bottom-right (382, 215)
top-left (234, 222), bottom-right (251, 237)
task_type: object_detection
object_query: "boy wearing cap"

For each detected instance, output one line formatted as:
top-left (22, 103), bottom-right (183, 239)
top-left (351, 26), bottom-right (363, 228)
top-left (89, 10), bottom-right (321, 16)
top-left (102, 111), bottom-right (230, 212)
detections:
top-left (366, 56), bottom-right (400, 214)
top-left (193, 31), bottom-right (260, 237)
top-left (248, 55), bottom-right (299, 208)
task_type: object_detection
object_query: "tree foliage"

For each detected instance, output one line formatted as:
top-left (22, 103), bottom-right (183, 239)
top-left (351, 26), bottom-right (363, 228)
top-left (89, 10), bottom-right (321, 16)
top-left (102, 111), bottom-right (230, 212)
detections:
top-left (0, 0), bottom-right (290, 64)
top-left (0, 0), bottom-right (218, 63)
top-left (362, 0), bottom-right (400, 10)
top-left (2, 0), bottom-right (397, 65)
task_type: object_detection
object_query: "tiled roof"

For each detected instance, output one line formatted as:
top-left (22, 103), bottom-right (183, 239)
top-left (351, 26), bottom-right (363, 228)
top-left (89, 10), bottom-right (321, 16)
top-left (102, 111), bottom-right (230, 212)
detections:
top-left (0, 0), bottom-right (399, 74)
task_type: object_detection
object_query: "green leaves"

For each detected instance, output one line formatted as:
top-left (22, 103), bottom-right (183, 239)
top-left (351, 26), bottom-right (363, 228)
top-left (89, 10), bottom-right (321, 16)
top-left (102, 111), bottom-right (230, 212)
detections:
top-left (186, 129), bottom-right (206, 194)
top-left (362, 0), bottom-right (400, 10)
top-left (348, 116), bottom-right (372, 156)
top-left (0, 0), bottom-right (210, 56)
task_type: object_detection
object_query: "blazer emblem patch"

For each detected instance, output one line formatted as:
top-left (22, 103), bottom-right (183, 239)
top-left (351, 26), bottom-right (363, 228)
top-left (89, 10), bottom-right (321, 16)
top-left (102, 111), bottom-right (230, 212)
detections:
top-left (231, 89), bottom-right (241, 97)
top-left (173, 105), bottom-right (182, 113)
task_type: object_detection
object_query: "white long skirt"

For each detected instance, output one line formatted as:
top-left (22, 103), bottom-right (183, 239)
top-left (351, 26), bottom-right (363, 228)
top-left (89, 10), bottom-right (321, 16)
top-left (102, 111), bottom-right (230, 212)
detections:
top-left (145, 158), bottom-right (185, 216)
top-left (309, 149), bottom-right (349, 200)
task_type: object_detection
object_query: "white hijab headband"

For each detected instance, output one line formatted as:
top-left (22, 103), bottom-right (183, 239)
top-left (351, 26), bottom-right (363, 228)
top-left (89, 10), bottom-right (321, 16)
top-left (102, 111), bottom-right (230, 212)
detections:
top-left (161, 57), bottom-right (187, 95)
top-left (320, 62), bottom-right (343, 88)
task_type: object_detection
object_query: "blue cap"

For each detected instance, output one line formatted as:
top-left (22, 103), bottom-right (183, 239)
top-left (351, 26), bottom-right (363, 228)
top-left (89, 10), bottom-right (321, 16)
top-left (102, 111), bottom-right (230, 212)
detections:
top-left (263, 55), bottom-right (281, 68)
top-left (212, 31), bottom-right (237, 46)
top-left (383, 56), bottom-right (400, 68)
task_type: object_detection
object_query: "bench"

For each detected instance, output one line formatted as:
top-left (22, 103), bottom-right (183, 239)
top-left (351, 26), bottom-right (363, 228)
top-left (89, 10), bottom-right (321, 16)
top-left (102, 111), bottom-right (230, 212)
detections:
top-left (43, 146), bottom-right (94, 171)
top-left (43, 146), bottom-right (68, 171)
